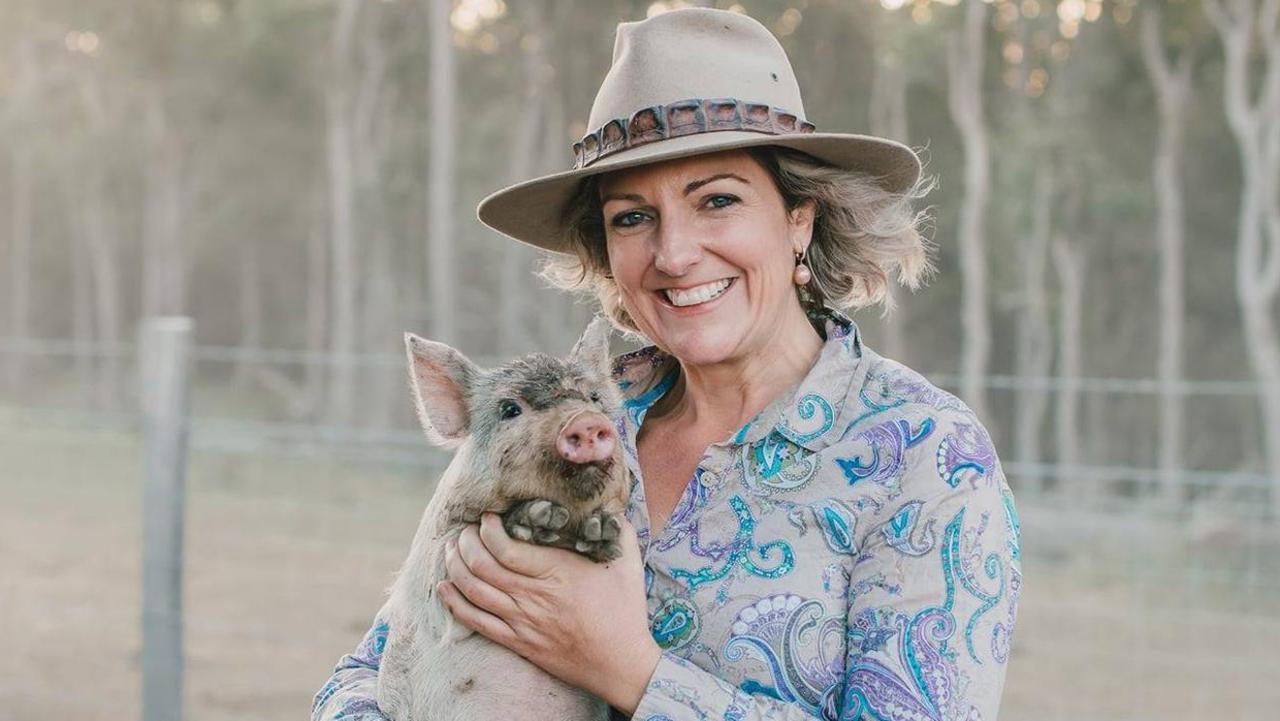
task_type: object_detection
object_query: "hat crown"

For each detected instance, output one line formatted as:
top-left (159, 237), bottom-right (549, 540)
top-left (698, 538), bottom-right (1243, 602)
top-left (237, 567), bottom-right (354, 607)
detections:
top-left (586, 8), bottom-right (807, 132)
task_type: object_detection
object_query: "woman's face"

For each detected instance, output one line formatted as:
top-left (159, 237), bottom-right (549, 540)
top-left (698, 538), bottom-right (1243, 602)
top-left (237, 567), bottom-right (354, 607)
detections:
top-left (599, 149), bottom-right (815, 366)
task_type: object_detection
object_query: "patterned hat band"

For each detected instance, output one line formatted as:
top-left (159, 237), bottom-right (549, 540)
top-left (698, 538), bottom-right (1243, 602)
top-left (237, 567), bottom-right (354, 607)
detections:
top-left (572, 97), bottom-right (817, 170)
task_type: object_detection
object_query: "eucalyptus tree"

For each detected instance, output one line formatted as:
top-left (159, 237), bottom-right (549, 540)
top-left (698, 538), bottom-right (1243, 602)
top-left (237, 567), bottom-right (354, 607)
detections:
top-left (1140, 1), bottom-right (1201, 507)
top-left (1204, 0), bottom-right (1280, 519)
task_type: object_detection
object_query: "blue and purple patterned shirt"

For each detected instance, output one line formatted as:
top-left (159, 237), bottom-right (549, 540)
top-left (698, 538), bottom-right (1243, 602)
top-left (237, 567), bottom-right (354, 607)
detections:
top-left (313, 308), bottom-right (1022, 721)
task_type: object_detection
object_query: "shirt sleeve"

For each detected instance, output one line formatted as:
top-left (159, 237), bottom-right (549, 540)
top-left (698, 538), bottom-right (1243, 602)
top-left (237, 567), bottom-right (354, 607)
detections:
top-left (312, 609), bottom-right (392, 721)
top-left (839, 407), bottom-right (1022, 720)
top-left (631, 408), bottom-right (1022, 721)
top-left (633, 650), bottom-right (836, 720)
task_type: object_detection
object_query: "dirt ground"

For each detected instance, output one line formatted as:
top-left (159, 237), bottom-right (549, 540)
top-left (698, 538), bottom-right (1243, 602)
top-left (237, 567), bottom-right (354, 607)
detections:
top-left (2, 425), bottom-right (1278, 720)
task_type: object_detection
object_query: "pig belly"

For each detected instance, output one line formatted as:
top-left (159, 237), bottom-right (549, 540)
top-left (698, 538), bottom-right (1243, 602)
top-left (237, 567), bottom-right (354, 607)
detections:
top-left (411, 635), bottom-right (608, 721)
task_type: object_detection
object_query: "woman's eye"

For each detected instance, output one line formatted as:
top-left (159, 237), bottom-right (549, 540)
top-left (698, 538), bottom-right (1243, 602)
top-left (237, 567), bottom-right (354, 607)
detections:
top-left (498, 400), bottom-right (522, 420)
top-left (611, 210), bottom-right (649, 228)
top-left (706, 194), bottom-right (738, 209)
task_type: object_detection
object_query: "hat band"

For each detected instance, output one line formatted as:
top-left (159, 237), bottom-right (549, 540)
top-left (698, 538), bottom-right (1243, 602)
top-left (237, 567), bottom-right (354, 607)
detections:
top-left (572, 97), bottom-right (816, 170)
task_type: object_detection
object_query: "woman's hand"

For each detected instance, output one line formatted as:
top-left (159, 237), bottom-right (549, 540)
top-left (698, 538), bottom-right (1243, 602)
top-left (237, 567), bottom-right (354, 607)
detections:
top-left (439, 512), bottom-right (661, 716)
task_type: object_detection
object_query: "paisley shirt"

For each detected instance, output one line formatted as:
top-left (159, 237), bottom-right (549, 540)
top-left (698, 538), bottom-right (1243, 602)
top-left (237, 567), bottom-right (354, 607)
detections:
top-left (312, 308), bottom-right (1022, 721)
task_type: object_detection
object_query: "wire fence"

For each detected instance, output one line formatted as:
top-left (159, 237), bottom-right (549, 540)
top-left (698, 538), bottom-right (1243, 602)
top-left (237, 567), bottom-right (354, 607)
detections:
top-left (2, 333), bottom-right (1278, 721)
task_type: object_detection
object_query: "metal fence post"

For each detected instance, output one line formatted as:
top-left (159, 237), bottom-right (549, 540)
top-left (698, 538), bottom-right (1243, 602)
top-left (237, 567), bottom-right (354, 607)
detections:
top-left (139, 316), bottom-right (193, 721)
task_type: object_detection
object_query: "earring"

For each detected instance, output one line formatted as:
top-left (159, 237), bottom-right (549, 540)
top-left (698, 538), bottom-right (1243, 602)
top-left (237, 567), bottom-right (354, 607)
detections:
top-left (793, 249), bottom-right (812, 286)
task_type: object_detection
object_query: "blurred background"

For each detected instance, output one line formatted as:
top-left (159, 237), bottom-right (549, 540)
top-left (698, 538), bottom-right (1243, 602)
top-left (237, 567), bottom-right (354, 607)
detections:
top-left (2, 0), bottom-right (1278, 719)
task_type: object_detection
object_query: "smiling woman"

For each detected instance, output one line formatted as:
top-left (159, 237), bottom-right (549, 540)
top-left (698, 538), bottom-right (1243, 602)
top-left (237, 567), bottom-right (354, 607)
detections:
top-left (313, 7), bottom-right (1020, 721)
top-left (547, 145), bottom-right (937, 351)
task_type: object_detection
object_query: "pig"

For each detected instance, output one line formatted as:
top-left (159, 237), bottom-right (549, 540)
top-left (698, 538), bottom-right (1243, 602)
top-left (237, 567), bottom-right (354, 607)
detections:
top-left (374, 318), bottom-right (630, 721)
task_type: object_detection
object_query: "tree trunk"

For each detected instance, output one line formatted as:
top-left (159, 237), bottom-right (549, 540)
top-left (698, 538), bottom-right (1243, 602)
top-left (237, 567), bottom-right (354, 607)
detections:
top-left (500, 5), bottom-right (550, 355)
top-left (325, 0), bottom-right (361, 424)
top-left (1140, 5), bottom-right (1194, 509)
top-left (304, 185), bottom-right (329, 419)
top-left (234, 241), bottom-right (262, 386)
top-left (6, 38), bottom-right (35, 393)
top-left (1015, 165), bottom-right (1054, 486)
top-left (869, 47), bottom-right (911, 362)
top-left (946, 0), bottom-right (993, 428)
top-left (142, 83), bottom-right (187, 317)
top-left (427, 0), bottom-right (457, 345)
top-left (1053, 185), bottom-right (1087, 499)
top-left (71, 189), bottom-right (94, 398)
top-left (541, 79), bottom-right (574, 351)
top-left (7, 144), bottom-right (33, 394)
top-left (1204, 0), bottom-right (1280, 520)
top-left (77, 72), bottom-right (124, 410)
top-left (354, 5), bottom-right (398, 426)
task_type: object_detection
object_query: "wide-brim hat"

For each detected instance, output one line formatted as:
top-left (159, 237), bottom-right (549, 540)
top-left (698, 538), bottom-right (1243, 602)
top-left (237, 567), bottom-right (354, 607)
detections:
top-left (476, 7), bottom-right (922, 255)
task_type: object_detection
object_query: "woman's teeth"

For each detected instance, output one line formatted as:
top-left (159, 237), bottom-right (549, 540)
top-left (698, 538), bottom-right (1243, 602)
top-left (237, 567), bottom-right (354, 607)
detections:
top-left (663, 278), bottom-right (732, 307)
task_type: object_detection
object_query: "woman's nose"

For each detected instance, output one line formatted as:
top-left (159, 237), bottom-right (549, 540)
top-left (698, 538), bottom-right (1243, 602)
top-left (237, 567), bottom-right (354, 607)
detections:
top-left (652, 213), bottom-right (703, 277)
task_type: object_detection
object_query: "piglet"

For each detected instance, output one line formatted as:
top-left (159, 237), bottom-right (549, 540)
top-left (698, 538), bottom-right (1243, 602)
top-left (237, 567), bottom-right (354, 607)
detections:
top-left (375, 318), bottom-right (629, 721)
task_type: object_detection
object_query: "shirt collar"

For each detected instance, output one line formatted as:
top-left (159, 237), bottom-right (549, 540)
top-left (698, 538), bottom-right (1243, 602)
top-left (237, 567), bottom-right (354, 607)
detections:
top-left (609, 306), bottom-right (867, 452)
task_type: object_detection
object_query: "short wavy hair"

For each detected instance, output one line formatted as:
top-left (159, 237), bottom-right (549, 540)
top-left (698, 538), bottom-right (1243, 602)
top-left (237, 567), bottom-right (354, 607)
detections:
top-left (540, 145), bottom-right (938, 335)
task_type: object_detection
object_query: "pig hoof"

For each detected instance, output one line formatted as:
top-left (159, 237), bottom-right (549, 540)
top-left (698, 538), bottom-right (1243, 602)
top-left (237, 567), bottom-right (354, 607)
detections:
top-left (581, 510), bottom-right (621, 542)
top-left (579, 539), bottom-right (623, 563)
top-left (603, 515), bottom-right (622, 541)
top-left (597, 540), bottom-right (624, 562)
top-left (528, 500), bottom-right (570, 530)
top-left (503, 499), bottom-right (571, 547)
top-left (574, 511), bottom-right (625, 562)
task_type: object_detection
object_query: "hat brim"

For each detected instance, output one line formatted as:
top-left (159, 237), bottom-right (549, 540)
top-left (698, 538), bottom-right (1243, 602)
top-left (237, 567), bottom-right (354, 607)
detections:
top-left (476, 130), bottom-right (921, 254)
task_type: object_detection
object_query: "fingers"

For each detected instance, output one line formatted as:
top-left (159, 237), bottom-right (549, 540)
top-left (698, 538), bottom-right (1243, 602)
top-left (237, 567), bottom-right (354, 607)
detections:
top-left (478, 512), bottom-right (569, 578)
top-left (437, 580), bottom-right (519, 649)
top-left (612, 514), bottom-right (641, 560)
top-left (445, 532), bottom-right (520, 618)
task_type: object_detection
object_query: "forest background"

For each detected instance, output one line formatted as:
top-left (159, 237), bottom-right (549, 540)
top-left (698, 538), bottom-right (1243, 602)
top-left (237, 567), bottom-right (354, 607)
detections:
top-left (2, 1), bottom-right (1278, 719)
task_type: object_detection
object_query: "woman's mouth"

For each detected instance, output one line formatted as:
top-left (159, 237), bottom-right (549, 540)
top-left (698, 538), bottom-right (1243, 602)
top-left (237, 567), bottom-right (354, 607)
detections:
top-left (661, 277), bottom-right (735, 308)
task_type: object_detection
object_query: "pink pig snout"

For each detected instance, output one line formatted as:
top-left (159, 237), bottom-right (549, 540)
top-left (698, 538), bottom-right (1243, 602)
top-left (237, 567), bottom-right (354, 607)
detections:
top-left (556, 411), bottom-right (616, 464)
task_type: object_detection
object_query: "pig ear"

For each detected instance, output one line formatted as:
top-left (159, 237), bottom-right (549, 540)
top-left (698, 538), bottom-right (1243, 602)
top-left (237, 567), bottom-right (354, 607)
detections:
top-left (404, 333), bottom-right (479, 448)
top-left (569, 316), bottom-right (614, 377)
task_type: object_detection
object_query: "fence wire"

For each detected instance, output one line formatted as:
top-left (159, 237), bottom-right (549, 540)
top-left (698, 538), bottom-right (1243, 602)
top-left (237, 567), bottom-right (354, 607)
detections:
top-left (1, 337), bottom-right (1277, 721)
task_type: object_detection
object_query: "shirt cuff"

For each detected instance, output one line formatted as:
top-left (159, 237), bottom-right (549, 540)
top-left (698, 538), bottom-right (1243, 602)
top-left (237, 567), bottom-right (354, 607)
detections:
top-left (632, 651), bottom-right (741, 721)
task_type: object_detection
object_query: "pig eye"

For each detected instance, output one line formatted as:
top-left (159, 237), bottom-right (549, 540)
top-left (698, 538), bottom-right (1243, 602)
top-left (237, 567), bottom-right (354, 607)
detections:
top-left (498, 400), bottom-right (522, 420)
top-left (589, 391), bottom-right (601, 403)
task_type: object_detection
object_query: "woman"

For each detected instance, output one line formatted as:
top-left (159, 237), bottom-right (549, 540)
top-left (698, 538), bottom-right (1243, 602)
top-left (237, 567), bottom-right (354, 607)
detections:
top-left (314, 8), bottom-right (1020, 721)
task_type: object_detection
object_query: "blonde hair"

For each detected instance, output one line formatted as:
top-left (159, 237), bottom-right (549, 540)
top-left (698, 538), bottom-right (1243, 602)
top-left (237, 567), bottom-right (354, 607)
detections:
top-left (540, 146), bottom-right (938, 334)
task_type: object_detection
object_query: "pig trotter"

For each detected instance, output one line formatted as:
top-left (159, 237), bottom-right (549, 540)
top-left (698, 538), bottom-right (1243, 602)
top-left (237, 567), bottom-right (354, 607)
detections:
top-left (576, 511), bottom-right (623, 562)
top-left (503, 499), bottom-right (571, 546)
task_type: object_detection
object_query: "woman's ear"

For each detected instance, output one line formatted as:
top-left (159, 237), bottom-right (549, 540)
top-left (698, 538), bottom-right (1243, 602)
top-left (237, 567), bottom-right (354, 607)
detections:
top-left (789, 199), bottom-right (817, 251)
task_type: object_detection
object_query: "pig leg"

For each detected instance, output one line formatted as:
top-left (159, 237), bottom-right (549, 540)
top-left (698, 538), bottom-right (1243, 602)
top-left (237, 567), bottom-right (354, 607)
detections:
top-left (574, 510), bottom-right (623, 562)
top-left (503, 499), bottom-right (571, 545)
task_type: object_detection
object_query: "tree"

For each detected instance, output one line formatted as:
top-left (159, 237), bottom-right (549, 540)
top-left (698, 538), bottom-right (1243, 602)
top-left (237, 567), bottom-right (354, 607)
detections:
top-left (1140, 3), bottom-right (1197, 507)
top-left (137, 0), bottom-right (189, 317)
top-left (75, 65), bottom-right (124, 408)
top-left (946, 0), bottom-right (994, 428)
top-left (324, 0), bottom-right (361, 423)
top-left (868, 11), bottom-right (914, 363)
top-left (1204, 0), bottom-right (1280, 519)
top-left (5, 36), bottom-right (36, 392)
top-left (426, 0), bottom-right (457, 345)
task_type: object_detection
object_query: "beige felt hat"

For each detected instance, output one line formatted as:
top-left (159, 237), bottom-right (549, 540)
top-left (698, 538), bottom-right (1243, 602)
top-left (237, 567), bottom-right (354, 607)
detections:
top-left (476, 7), bottom-right (922, 254)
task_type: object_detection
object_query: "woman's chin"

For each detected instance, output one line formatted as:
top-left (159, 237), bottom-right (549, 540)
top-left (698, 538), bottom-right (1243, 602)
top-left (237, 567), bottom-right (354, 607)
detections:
top-left (653, 322), bottom-right (748, 367)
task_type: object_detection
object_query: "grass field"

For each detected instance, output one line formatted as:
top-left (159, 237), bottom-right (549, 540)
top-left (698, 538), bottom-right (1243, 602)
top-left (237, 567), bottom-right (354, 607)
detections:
top-left (3, 424), bottom-right (1278, 720)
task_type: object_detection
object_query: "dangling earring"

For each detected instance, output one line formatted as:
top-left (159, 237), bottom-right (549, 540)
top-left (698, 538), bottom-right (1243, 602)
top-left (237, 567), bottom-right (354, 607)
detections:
top-left (793, 248), bottom-right (812, 286)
